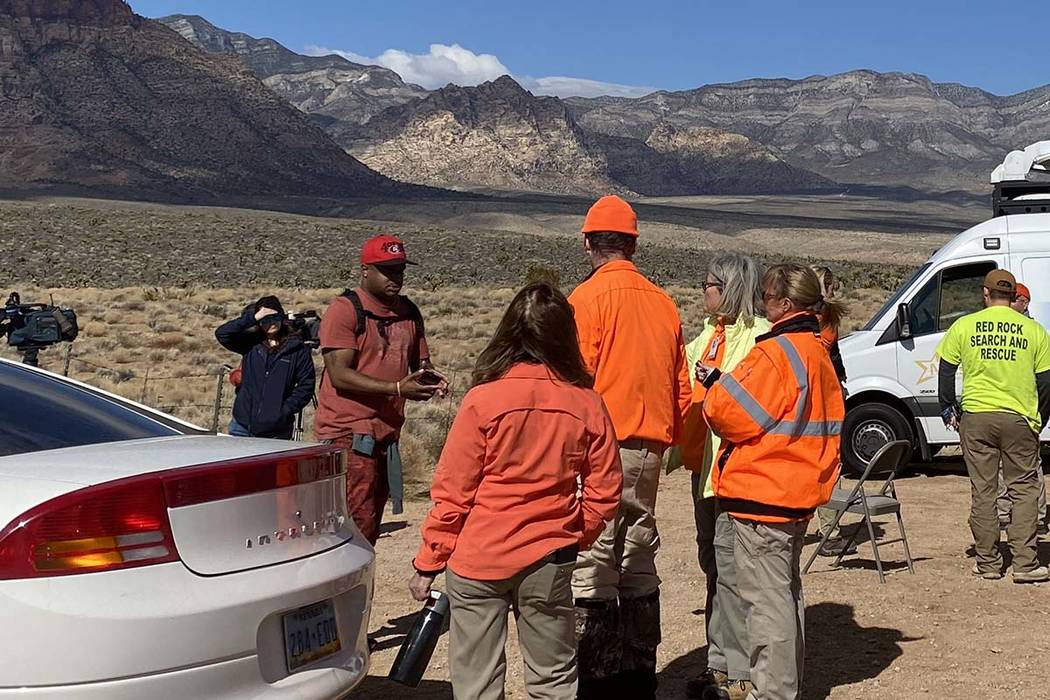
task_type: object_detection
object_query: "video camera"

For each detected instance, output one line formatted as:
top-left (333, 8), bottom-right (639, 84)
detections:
top-left (0, 292), bottom-right (79, 366)
top-left (287, 310), bottom-right (321, 348)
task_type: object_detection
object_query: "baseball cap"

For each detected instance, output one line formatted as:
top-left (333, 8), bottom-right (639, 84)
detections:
top-left (1016, 283), bottom-right (1032, 300)
top-left (581, 195), bottom-right (638, 237)
top-left (983, 269), bottom-right (1016, 294)
top-left (361, 234), bottom-right (416, 266)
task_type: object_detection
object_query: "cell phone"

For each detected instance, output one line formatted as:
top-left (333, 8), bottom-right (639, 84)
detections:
top-left (419, 369), bottom-right (443, 385)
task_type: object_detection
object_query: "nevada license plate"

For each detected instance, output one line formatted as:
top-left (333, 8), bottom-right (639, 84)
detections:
top-left (282, 599), bottom-right (341, 672)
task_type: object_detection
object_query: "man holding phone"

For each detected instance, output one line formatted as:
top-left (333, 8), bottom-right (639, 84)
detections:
top-left (316, 234), bottom-right (448, 545)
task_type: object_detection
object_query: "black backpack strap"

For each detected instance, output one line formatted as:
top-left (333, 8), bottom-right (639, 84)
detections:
top-left (400, 296), bottom-right (425, 337)
top-left (341, 289), bottom-right (367, 336)
top-left (341, 289), bottom-right (425, 339)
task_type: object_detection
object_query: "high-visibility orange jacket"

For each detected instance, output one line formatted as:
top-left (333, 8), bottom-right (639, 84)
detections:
top-left (569, 260), bottom-right (691, 445)
top-left (703, 312), bottom-right (844, 522)
top-left (413, 363), bottom-right (622, 580)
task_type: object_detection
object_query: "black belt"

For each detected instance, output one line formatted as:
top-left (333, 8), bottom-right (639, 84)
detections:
top-left (543, 544), bottom-right (579, 565)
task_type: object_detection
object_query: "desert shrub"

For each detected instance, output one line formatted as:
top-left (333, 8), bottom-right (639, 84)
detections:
top-left (524, 264), bottom-right (561, 288)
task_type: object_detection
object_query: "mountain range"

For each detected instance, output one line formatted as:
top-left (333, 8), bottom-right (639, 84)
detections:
top-left (158, 14), bottom-right (833, 197)
top-left (158, 14), bottom-right (1050, 196)
top-left (567, 72), bottom-right (1050, 192)
top-left (0, 0), bottom-right (406, 200)
top-left (2, 4), bottom-right (1041, 201)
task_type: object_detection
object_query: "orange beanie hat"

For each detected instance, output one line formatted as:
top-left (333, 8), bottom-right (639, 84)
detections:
top-left (581, 195), bottom-right (638, 237)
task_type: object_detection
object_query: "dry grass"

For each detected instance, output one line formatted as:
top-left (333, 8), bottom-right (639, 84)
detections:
top-left (1, 283), bottom-right (889, 490)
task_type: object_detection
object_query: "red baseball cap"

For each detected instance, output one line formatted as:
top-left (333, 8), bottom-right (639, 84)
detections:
top-left (360, 234), bottom-right (416, 266)
top-left (1016, 283), bottom-right (1032, 300)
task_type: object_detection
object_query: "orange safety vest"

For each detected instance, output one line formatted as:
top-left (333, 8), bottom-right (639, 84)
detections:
top-left (703, 312), bottom-right (844, 522)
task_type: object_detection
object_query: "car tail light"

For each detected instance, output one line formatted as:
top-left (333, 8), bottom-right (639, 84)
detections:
top-left (0, 446), bottom-right (346, 579)
top-left (0, 477), bottom-right (177, 579)
top-left (163, 447), bottom-right (345, 508)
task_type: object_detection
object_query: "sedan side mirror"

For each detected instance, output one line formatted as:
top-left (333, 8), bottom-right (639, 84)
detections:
top-left (896, 302), bottom-right (912, 339)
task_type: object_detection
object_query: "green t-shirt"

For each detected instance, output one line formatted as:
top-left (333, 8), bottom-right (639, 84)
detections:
top-left (936, 305), bottom-right (1050, 431)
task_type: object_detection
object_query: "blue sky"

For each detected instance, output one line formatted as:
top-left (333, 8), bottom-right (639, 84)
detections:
top-left (131, 0), bottom-right (1050, 97)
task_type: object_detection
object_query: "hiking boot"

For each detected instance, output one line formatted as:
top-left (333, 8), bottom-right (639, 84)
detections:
top-left (1013, 566), bottom-right (1050, 584)
top-left (972, 563), bottom-right (1004, 580)
top-left (686, 668), bottom-right (728, 698)
top-left (703, 679), bottom-right (754, 700)
top-left (817, 536), bottom-right (858, 557)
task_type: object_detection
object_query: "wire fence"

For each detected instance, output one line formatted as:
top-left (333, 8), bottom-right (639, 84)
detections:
top-left (19, 344), bottom-right (464, 444)
top-left (33, 345), bottom-right (237, 432)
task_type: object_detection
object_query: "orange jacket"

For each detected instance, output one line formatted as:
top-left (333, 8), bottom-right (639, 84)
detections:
top-left (413, 363), bottom-right (623, 580)
top-left (568, 260), bottom-right (692, 444)
top-left (703, 312), bottom-right (844, 522)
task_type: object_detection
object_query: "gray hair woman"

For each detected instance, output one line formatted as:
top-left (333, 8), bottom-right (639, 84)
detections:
top-left (681, 252), bottom-right (770, 700)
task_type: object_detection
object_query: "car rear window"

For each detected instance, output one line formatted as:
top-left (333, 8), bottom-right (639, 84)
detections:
top-left (0, 361), bottom-right (205, 457)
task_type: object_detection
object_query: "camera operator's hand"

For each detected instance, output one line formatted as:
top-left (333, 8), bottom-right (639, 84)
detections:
top-left (254, 306), bottom-right (281, 322)
top-left (398, 370), bottom-right (441, 402)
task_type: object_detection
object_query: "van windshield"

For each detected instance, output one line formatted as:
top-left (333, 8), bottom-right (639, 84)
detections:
top-left (861, 263), bottom-right (932, 331)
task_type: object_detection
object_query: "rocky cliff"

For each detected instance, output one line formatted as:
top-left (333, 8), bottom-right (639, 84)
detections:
top-left (0, 0), bottom-right (403, 199)
top-left (568, 70), bottom-right (1050, 191)
top-left (157, 14), bottom-right (428, 126)
top-left (350, 77), bottom-right (831, 195)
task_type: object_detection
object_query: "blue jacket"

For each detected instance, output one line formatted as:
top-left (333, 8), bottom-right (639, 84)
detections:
top-left (215, 309), bottom-right (316, 437)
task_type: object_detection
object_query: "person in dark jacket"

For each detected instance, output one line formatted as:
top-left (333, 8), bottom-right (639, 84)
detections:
top-left (215, 295), bottom-right (316, 439)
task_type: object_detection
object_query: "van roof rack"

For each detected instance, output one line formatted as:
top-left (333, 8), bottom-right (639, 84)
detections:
top-left (991, 141), bottom-right (1050, 217)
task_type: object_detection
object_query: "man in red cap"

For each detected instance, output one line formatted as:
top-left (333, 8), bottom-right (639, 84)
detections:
top-left (568, 195), bottom-right (692, 698)
top-left (316, 234), bottom-right (448, 545)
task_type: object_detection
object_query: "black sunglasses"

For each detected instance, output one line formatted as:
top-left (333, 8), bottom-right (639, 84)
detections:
top-left (701, 281), bottom-right (724, 292)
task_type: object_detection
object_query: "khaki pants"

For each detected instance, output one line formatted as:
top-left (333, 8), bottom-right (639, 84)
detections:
top-left (996, 459), bottom-right (1047, 526)
top-left (446, 560), bottom-right (577, 700)
top-left (732, 517), bottom-right (806, 700)
top-left (693, 478), bottom-right (750, 681)
top-left (572, 441), bottom-right (663, 600)
top-left (960, 411), bottom-right (1041, 574)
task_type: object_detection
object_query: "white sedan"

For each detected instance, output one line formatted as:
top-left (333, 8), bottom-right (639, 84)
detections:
top-left (0, 357), bottom-right (374, 698)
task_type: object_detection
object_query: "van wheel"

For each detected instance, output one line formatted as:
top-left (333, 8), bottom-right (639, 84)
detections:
top-left (842, 403), bottom-right (912, 476)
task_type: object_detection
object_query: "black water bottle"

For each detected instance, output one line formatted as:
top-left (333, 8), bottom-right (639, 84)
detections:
top-left (388, 590), bottom-right (449, 687)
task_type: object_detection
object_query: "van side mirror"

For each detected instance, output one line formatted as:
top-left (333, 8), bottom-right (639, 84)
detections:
top-left (896, 302), bottom-right (912, 339)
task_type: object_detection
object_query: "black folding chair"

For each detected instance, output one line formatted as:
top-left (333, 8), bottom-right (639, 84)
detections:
top-left (803, 440), bottom-right (915, 583)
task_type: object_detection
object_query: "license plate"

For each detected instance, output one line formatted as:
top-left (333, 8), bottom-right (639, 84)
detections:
top-left (282, 600), bottom-right (341, 672)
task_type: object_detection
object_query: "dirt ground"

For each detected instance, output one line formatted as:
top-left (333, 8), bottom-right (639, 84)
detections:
top-left (357, 458), bottom-right (1050, 699)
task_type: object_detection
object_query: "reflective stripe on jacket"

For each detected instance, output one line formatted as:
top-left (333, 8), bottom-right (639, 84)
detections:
top-left (703, 312), bottom-right (844, 522)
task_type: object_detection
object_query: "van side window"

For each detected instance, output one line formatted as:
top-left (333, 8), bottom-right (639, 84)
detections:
top-left (908, 261), bottom-right (997, 337)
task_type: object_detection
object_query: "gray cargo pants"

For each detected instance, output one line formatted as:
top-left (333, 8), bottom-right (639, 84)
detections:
top-left (733, 517), bottom-right (807, 700)
top-left (693, 474), bottom-right (750, 681)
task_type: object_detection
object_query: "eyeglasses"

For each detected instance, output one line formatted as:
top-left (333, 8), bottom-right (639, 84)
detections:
top-left (701, 281), bottom-right (724, 292)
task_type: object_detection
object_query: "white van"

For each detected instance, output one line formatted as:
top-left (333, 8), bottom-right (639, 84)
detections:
top-left (839, 141), bottom-right (1050, 473)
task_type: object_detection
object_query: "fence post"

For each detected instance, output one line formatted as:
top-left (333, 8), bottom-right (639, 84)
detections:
top-left (212, 366), bottom-right (228, 433)
top-left (140, 367), bottom-right (150, 404)
top-left (63, 344), bottom-right (73, 377)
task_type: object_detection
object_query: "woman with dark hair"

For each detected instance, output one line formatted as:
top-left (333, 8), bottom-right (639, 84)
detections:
top-left (410, 282), bottom-right (623, 700)
top-left (215, 295), bottom-right (316, 439)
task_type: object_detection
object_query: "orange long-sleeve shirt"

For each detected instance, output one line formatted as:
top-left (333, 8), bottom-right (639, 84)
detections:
top-left (414, 363), bottom-right (623, 581)
top-left (568, 260), bottom-right (692, 444)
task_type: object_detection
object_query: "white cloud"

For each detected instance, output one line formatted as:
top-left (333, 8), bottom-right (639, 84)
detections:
top-left (305, 43), bottom-right (509, 89)
top-left (522, 76), bottom-right (657, 99)
top-left (303, 43), bottom-right (655, 98)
